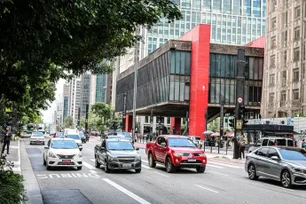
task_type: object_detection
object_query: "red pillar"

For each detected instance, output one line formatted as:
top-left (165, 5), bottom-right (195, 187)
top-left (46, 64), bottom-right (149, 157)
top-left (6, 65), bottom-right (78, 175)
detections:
top-left (125, 115), bottom-right (133, 132)
top-left (179, 24), bottom-right (210, 138)
top-left (170, 117), bottom-right (181, 135)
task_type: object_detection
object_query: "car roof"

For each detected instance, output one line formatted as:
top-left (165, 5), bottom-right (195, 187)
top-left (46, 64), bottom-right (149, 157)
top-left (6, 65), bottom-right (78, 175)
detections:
top-left (276, 146), bottom-right (303, 151)
top-left (161, 135), bottom-right (188, 139)
top-left (261, 137), bottom-right (293, 140)
top-left (106, 138), bottom-right (131, 142)
top-left (51, 138), bottom-right (74, 141)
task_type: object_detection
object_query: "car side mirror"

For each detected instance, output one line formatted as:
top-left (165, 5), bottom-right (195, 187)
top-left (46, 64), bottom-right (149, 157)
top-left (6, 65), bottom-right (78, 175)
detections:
top-left (136, 147), bottom-right (139, 151)
top-left (44, 146), bottom-right (49, 150)
top-left (271, 156), bottom-right (280, 161)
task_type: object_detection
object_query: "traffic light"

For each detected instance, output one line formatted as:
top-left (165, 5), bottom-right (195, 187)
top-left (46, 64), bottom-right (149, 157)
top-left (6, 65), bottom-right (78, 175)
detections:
top-left (239, 105), bottom-right (246, 119)
top-left (228, 117), bottom-right (235, 128)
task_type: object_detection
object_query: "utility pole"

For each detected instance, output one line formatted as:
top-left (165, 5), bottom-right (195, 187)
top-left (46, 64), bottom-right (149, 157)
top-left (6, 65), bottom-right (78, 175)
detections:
top-left (132, 38), bottom-right (140, 142)
top-left (122, 91), bottom-right (127, 131)
top-left (77, 107), bottom-right (81, 127)
top-left (219, 104), bottom-right (224, 154)
top-left (85, 104), bottom-right (89, 134)
top-left (233, 49), bottom-right (246, 159)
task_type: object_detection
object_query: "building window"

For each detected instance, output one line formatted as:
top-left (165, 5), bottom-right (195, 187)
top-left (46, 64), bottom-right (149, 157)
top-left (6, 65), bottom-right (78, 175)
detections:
top-left (269, 74), bottom-right (275, 86)
top-left (270, 36), bottom-right (276, 49)
top-left (294, 48), bottom-right (300, 61)
top-left (269, 93), bottom-right (275, 103)
top-left (293, 68), bottom-right (299, 82)
top-left (283, 51), bottom-right (287, 65)
top-left (294, 27), bottom-right (300, 41)
top-left (281, 91), bottom-right (286, 101)
top-left (295, 6), bottom-right (301, 18)
top-left (293, 89), bottom-right (299, 100)
top-left (282, 30), bottom-right (287, 46)
top-left (282, 71), bottom-right (287, 87)
top-left (271, 0), bottom-right (277, 12)
top-left (271, 17), bottom-right (276, 29)
top-left (303, 63), bottom-right (306, 79)
top-left (282, 11), bottom-right (288, 28)
top-left (270, 55), bottom-right (276, 67)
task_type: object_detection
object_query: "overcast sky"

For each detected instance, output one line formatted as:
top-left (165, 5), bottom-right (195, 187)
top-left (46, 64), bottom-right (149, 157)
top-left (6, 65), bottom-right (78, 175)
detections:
top-left (41, 78), bottom-right (65, 124)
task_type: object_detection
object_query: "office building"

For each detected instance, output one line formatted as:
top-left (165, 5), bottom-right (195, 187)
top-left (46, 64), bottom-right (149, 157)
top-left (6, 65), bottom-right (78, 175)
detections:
top-left (68, 78), bottom-right (81, 123)
top-left (80, 74), bottom-right (92, 117)
top-left (63, 83), bottom-right (69, 122)
top-left (261, 0), bottom-right (306, 118)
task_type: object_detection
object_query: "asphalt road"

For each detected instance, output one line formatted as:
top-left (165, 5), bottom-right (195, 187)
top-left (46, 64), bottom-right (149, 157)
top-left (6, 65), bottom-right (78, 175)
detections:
top-left (21, 136), bottom-right (306, 204)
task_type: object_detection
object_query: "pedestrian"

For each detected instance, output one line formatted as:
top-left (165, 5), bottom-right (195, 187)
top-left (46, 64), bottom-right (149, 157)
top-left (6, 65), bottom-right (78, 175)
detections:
top-left (2, 127), bottom-right (12, 155)
top-left (239, 136), bottom-right (246, 159)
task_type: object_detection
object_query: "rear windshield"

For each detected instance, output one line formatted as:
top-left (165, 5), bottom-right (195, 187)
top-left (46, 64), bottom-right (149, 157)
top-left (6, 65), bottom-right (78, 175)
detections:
top-left (287, 140), bottom-right (294, 146)
top-left (32, 132), bottom-right (44, 137)
top-left (276, 139), bottom-right (286, 146)
top-left (66, 135), bottom-right (80, 140)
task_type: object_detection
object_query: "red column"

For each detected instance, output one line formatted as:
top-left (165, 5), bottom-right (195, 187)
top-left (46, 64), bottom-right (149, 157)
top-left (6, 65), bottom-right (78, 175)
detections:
top-left (170, 117), bottom-right (181, 135)
top-left (179, 24), bottom-right (211, 138)
top-left (125, 115), bottom-right (133, 132)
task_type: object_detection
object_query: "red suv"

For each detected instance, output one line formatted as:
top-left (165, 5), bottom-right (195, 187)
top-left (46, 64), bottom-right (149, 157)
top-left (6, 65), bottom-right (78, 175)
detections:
top-left (146, 135), bottom-right (207, 173)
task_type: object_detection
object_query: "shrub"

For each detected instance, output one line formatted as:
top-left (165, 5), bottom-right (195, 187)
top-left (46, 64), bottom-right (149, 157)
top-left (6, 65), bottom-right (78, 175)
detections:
top-left (0, 155), bottom-right (27, 204)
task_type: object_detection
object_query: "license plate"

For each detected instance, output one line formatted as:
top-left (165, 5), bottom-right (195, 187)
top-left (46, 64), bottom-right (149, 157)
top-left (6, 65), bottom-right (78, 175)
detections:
top-left (62, 160), bottom-right (71, 163)
top-left (188, 158), bottom-right (196, 162)
top-left (122, 164), bottom-right (132, 168)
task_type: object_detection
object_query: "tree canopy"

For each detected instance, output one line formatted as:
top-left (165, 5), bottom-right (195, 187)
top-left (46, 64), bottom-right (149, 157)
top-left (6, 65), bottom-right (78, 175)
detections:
top-left (0, 0), bottom-right (181, 119)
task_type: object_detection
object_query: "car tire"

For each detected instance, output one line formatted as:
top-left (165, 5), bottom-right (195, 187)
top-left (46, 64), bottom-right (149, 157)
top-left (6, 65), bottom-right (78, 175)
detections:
top-left (42, 142), bottom-right (45, 145)
top-left (46, 163), bottom-right (51, 170)
top-left (148, 153), bottom-right (156, 168)
top-left (281, 170), bottom-right (292, 188)
top-left (95, 158), bottom-right (100, 168)
top-left (248, 164), bottom-right (259, 180)
top-left (196, 166), bottom-right (206, 173)
top-left (165, 157), bottom-right (176, 173)
top-left (43, 159), bottom-right (46, 166)
top-left (105, 161), bottom-right (110, 173)
top-left (77, 166), bottom-right (82, 170)
top-left (135, 169), bottom-right (141, 173)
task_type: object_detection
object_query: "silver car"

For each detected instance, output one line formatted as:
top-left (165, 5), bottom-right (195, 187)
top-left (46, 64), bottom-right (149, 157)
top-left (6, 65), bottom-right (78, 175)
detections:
top-left (245, 146), bottom-right (306, 188)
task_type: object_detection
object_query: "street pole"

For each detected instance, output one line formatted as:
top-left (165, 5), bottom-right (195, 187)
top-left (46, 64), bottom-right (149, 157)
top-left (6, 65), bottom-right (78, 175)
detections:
top-left (122, 91), bottom-right (127, 131)
top-left (85, 104), bottom-right (89, 134)
top-left (219, 104), bottom-right (224, 154)
top-left (77, 107), bottom-right (81, 128)
top-left (233, 49), bottom-right (246, 159)
top-left (132, 41), bottom-right (139, 142)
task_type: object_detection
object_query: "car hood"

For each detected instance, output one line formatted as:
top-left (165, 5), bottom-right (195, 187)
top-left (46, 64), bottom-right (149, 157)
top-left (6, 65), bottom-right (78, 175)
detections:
top-left (171, 147), bottom-right (204, 154)
top-left (108, 150), bottom-right (139, 157)
top-left (285, 160), bottom-right (306, 168)
top-left (50, 148), bottom-right (80, 155)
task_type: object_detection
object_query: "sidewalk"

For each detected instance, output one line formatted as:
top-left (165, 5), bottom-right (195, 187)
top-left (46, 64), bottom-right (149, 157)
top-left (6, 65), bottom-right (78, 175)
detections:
top-left (2, 139), bottom-right (44, 204)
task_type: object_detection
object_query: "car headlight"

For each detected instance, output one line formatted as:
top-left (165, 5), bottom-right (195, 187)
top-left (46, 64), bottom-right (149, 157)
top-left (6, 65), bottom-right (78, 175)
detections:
top-left (174, 153), bottom-right (183, 157)
top-left (294, 168), bottom-right (306, 174)
top-left (48, 151), bottom-right (56, 158)
top-left (108, 155), bottom-right (118, 161)
top-left (199, 154), bottom-right (206, 158)
top-left (77, 152), bottom-right (82, 158)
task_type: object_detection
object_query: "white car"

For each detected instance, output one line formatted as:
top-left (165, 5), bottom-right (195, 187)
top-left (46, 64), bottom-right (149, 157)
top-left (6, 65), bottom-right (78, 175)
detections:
top-left (30, 132), bottom-right (45, 145)
top-left (43, 138), bottom-right (83, 170)
top-left (65, 134), bottom-right (83, 150)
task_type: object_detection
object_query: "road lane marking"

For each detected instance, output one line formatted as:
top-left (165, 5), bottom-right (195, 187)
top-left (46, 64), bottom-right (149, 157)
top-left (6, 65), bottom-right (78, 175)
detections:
top-left (83, 161), bottom-right (96, 170)
top-left (142, 160), bottom-right (148, 163)
top-left (207, 164), bottom-right (224, 169)
top-left (209, 171), bottom-right (228, 177)
top-left (154, 172), bottom-right (169, 177)
top-left (89, 170), bottom-right (97, 174)
top-left (194, 184), bottom-right (219, 193)
top-left (142, 165), bottom-right (150, 169)
top-left (209, 162), bottom-right (242, 169)
top-left (102, 178), bottom-right (151, 204)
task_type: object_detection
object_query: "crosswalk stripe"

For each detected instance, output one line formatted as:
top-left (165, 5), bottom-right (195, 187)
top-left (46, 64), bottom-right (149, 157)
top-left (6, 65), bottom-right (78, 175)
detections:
top-left (83, 161), bottom-right (96, 170)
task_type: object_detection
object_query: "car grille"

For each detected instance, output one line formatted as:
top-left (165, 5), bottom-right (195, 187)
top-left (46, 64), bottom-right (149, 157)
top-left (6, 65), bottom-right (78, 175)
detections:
top-left (57, 162), bottom-right (75, 165)
top-left (182, 153), bottom-right (190, 156)
top-left (57, 154), bottom-right (75, 159)
top-left (118, 157), bottom-right (135, 163)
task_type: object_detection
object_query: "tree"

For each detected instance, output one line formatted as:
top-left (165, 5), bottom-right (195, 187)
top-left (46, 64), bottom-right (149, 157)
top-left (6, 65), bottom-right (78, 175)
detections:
top-left (107, 113), bottom-right (122, 131)
top-left (207, 118), bottom-right (220, 132)
top-left (64, 116), bottom-right (73, 128)
top-left (91, 102), bottom-right (112, 124)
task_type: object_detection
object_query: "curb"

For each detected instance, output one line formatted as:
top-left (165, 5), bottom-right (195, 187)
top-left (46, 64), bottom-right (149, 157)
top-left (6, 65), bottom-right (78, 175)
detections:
top-left (20, 140), bottom-right (44, 204)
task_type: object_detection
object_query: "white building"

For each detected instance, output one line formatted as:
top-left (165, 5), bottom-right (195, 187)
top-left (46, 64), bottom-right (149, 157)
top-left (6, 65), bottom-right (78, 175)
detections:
top-left (68, 78), bottom-right (81, 123)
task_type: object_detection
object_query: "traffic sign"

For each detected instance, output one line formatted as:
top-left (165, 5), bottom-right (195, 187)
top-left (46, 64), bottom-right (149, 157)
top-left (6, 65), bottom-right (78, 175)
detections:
top-left (237, 97), bottom-right (243, 104)
top-left (236, 120), bottom-right (242, 129)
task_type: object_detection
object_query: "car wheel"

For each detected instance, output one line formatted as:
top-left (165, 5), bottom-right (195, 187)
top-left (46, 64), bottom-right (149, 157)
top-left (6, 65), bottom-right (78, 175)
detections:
top-left (135, 169), bottom-right (141, 173)
top-left (95, 158), bottom-right (100, 168)
top-left (196, 165), bottom-right (206, 173)
top-left (165, 157), bottom-right (176, 173)
top-left (105, 161), bottom-right (110, 173)
top-left (43, 158), bottom-right (46, 166)
top-left (77, 166), bottom-right (82, 170)
top-left (248, 164), bottom-right (258, 180)
top-left (281, 170), bottom-right (292, 188)
top-left (46, 163), bottom-right (51, 170)
top-left (148, 153), bottom-right (156, 168)
top-left (42, 142), bottom-right (45, 145)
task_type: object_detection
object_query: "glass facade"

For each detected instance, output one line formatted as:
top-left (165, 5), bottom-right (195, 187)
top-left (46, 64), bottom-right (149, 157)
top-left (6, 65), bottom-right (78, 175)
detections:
top-left (209, 53), bottom-right (263, 106)
top-left (63, 96), bottom-right (68, 120)
top-left (96, 74), bottom-right (107, 103)
top-left (146, 0), bottom-right (266, 54)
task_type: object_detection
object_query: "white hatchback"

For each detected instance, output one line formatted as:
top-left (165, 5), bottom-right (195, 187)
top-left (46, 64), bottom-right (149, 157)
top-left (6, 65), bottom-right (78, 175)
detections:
top-left (43, 138), bottom-right (83, 170)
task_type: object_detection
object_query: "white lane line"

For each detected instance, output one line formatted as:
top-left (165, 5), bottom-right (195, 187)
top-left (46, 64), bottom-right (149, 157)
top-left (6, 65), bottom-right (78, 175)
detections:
top-left (89, 170), bottom-right (97, 174)
top-left (102, 178), bottom-right (151, 204)
top-left (210, 171), bottom-right (228, 177)
top-left (154, 172), bottom-right (169, 177)
top-left (142, 165), bottom-right (150, 169)
top-left (207, 164), bottom-right (224, 169)
top-left (142, 160), bottom-right (148, 163)
top-left (194, 184), bottom-right (219, 194)
top-left (82, 161), bottom-right (96, 170)
top-left (209, 162), bottom-right (242, 169)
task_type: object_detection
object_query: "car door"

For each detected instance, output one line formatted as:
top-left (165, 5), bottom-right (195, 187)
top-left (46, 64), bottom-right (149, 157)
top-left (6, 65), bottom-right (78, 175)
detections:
top-left (98, 140), bottom-right (107, 165)
top-left (155, 137), bottom-right (166, 162)
top-left (255, 147), bottom-right (269, 174)
top-left (265, 148), bottom-right (282, 180)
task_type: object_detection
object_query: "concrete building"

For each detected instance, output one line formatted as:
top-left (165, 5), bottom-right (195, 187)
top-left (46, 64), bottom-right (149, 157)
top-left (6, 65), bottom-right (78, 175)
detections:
top-left (261, 0), bottom-right (306, 118)
top-left (80, 74), bottom-right (92, 117)
top-left (63, 83), bottom-right (70, 122)
top-left (68, 78), bottom-right (81, 123)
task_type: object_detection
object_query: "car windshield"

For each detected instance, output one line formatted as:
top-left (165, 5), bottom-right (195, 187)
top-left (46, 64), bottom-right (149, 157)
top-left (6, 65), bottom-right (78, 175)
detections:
top-left (168, 138), bottom-right (196, 147)
top-left (279, 149), bottom-right (306, 160)
top-left (55, 133), bottom-right (63, 137)
top-left (32, 132), bottom-right (44, 137)
top-left (108, 136), bottom-right (121, 139)
top-left (51, 140), bottom-right (78, 149)
top-left (66, 135), bottom-right (80, 140)
top-left (106, 141), bottom-right (134, 150)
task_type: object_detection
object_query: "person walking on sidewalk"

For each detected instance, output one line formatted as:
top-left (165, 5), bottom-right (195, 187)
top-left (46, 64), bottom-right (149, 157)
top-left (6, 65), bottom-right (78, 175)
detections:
top-left (2, 127), bottom-right (12, 155)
